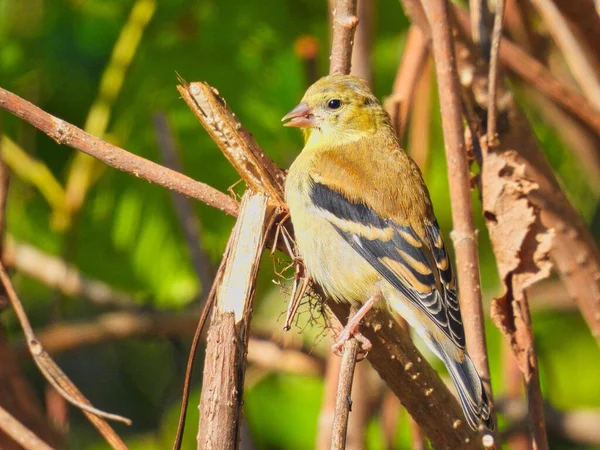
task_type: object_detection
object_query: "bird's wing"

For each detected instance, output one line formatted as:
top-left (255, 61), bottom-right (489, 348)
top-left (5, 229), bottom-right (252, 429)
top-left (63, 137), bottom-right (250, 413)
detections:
top-left (309, 178), bottom-right (466, 349)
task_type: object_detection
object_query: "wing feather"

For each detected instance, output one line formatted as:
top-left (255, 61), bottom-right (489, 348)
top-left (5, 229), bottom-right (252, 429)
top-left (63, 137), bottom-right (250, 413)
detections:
top-left (310, 180), bottom-right (466, 349)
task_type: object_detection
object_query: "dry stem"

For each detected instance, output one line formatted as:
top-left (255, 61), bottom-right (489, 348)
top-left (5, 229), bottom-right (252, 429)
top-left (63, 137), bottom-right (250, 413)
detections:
top-left (0, 87), bottom-right (239, 217)
top-left (0, 406), bottom-right (54, 450)
top-left (329, 0), bottom-right (360, 74)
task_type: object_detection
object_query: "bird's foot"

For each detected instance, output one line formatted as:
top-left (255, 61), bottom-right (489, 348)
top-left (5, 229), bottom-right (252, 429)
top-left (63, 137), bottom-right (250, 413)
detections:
top-left (332, 328), bottom-right (373, 359)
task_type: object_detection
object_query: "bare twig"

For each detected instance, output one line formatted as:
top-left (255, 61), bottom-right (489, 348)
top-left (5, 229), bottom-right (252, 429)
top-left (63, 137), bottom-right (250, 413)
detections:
top-left (317, 353), bottom-right (342, 450)
top-left (0, 263), bottom-right (129, 450)
top-left (0, 406), bottom-right (54, 450)
top-left (198, 192), bottom-right (273, 450)
top-left (329, 0), bottom-right (360, 75)
top-left (487, 0), bottom-right (505, 146)
top-left (153, 112), bottom-right (213, 301)
top-left (529, 0), bottom-right (600, 111)
top-left (330, 336), bottom-right (360, 450)
top-left (419, 0), bottom-right (494, 414)
top-left (0, 87), bottom-right (239, 217)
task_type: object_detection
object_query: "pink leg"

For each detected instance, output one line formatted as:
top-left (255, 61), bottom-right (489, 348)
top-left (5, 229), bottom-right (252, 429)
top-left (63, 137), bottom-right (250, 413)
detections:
top-left (332, 293), bottom-right (382, 356)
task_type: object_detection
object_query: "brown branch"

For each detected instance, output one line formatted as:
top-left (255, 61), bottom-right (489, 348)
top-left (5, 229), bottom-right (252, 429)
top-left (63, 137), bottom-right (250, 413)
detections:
top-left (419, 0), bottom-right (494, 414)
top-left (198, 192), bottom-right (273, 450)
top-left (153, 112), bottom-right (214, 301)
top-left (0, 406), bottom-right (54, 450)
top-left (176, 81), bottom-right (286, 206)
top-left (330, 337), bottom-right (360, 450)
top-left (316, 353), bottom-right (342, 450)
top-left (487, 0), bottom-right (505, 146)
top-left (0, 263), bottom-right (129, 450)
top-left (329, 0), bottom-right (360, 75)
top-left (0, 87), bottom-right (239, 217)
top-left (529, 0), bottom-right (600, 111)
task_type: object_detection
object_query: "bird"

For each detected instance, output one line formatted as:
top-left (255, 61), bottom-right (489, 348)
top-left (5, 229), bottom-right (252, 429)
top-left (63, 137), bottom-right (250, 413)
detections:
top-left (282, 74), bottom-right (493, 431)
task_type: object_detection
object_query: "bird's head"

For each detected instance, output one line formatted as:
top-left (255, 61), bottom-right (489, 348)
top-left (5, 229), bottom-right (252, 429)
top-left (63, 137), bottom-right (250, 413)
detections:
top-left (282, 74), bottom-right (391, 145)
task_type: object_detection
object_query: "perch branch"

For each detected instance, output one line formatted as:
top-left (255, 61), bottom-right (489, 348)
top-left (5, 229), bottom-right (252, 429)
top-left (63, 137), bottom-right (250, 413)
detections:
top-left (0, 87), bottom-right (239, 217)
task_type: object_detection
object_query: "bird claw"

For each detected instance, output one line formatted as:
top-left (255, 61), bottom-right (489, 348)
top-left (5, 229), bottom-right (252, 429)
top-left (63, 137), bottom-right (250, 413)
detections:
top-left (331, 329), bottom-right (372, 360)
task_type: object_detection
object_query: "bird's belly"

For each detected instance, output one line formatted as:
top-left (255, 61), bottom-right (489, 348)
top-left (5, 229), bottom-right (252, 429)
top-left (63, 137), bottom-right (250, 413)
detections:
top-left (287, 196), bottom-right (380, 304)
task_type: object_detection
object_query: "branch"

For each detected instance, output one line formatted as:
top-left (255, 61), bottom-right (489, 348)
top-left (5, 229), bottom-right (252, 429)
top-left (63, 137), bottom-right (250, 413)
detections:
top-left (330, 337), bottom-right (360, 450)
top-left (0, 406), bottom-right (54, 450)
top-left (419, 0), bottom-right (494, 417)
top-left (329, 0), bottom-right (360, 74)
top-left (486, 0), bottom-right (505, 146)
top-left (0, 87), bottom-right (239, 217)
top-left (177, 81), bottom-right (286, 206)
top-left (198, 192), bottom-right (273, 449)
top-left (0, 263), bottom-right (130, 450)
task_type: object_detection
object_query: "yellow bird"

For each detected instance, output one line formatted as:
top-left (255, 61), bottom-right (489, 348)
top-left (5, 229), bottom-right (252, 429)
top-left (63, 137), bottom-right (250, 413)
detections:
top-left (283, 74), bottom-right (493, 431)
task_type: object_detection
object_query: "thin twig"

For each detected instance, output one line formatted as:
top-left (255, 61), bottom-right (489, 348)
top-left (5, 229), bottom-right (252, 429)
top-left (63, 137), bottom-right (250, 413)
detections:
top-left (172, 255), bottom-right (225, 450)
top-left (0, 263), bottom-right (129, 450)
top-left (487, 0), bottom-right (505, 147)
top-left (419, 0), bottom-right (494, 418)
top-left (0, 406), bottom-right (54, 450)
top-left (153, 112), bottom-right (213, 301)
top-left (330, 334), bottom-right (360, 450)
top-left (0, 87), bottom-right (239, 217)
top-left (469, 0), bottom-right (491, 59)
top-left (329, 0), bottom-right (360, 75)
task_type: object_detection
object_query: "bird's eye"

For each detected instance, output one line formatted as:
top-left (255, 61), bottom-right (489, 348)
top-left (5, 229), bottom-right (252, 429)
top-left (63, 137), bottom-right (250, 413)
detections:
top-left (327, 99), bottom-right (342, 110)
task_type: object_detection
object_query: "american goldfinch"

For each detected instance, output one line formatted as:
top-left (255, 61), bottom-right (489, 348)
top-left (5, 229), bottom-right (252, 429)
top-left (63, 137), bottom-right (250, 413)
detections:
top-left (282, 74), bottom-right (493, 431)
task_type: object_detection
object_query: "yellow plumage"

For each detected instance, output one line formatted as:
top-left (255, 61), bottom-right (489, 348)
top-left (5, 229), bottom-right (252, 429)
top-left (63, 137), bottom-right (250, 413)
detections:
top-left (283, 74), bottom-right (493, 431)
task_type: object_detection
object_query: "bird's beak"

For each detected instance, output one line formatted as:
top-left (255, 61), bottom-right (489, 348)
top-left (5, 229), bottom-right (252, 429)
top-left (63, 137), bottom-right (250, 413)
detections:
top-left (282, 102), bottom-right (314, 128)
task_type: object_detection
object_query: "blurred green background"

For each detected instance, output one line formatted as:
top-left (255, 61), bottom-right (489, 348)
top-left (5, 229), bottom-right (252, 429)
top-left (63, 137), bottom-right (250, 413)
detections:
top-left (1, 0), bottom-right (599, 449)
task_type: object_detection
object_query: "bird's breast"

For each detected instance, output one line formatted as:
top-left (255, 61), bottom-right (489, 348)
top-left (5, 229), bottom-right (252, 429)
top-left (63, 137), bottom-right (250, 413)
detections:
top-left (285, 161), bottom-right (381, 304)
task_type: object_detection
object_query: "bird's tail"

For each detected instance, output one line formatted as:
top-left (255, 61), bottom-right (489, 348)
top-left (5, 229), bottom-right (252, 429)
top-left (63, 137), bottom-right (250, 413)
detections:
top-left (431, 339), bottom-right (494, 431)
